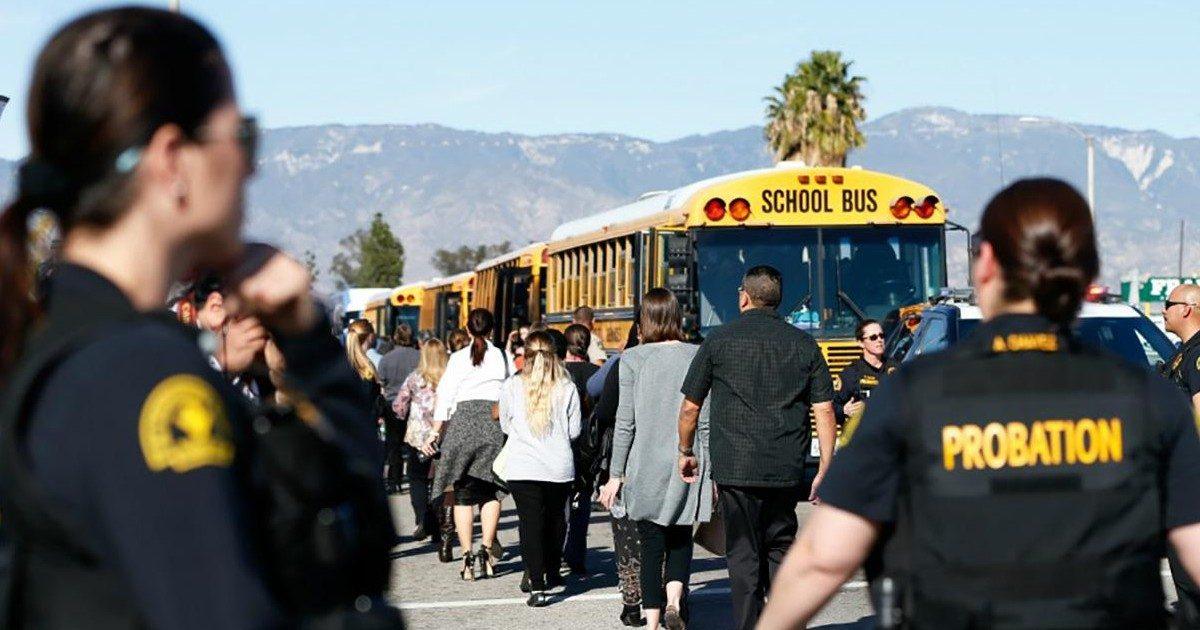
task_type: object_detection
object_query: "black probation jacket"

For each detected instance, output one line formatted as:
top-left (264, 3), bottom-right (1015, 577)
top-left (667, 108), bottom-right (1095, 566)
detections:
top-left (0, 264), bottom-right (387, 629)
top-left (820, 314), bottom-right (1200, 629)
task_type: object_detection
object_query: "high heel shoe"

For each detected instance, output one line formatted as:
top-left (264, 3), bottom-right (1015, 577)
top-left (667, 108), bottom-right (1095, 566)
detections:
top-left (476, 545), bottom-right (495, 578)
top-left (460, 551), bottom-right (476, 581)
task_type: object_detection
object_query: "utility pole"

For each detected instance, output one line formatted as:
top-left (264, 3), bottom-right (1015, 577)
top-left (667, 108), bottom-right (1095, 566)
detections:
top-left (1181, 219), bottom-right (1187, 278)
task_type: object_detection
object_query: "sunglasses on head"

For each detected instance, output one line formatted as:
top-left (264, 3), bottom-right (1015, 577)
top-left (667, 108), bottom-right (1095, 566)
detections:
top-left (860, 333), bottom-right (884, 341)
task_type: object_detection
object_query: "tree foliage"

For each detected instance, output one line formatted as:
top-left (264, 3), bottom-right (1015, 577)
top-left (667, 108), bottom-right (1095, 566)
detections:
top-left (330, 213), bottom-right (405, 289)
top-left (765, 50), bottom-right (867, 166)
top-left (430, 241), bottom-right (511, 276)
top-left (301, 249), bottom-right (320, 282)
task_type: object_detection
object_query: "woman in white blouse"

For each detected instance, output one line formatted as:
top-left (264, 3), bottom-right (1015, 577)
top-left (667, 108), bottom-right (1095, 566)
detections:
top-left (497, 331), bottom-right (581, 607)
top-left (429, 309), bottom-right (510, 581)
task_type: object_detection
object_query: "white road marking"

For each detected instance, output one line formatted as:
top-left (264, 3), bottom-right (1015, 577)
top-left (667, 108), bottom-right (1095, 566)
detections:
top-left (395, 580), bottom-right (870, 610)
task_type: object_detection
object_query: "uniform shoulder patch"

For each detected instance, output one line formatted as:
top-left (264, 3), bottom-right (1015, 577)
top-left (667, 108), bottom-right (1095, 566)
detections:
top-left (839, 406), bottom-right (864, 448)
top-left (138, 374), bottom-right (234, 473)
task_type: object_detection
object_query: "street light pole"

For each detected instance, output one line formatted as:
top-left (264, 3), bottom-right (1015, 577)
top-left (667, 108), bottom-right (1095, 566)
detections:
top-left (1085, 135), bottom-right (1095, 216)
top-left (1018, 116), bottom-right (1097, 220)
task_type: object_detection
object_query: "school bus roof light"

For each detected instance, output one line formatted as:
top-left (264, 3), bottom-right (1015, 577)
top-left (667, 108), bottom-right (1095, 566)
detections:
top-left (729, 197), bottom-right (751, 222)
top-left (703, 197), bottom-right (726, 222)
top-left (814, 175), bottom-right (827, 185)
top-left (831, 175), bottom-right (844, 184)
top-left (797, 175), bottom-right (810, 185)
top-left (914, 195), bottom-right (939, 219)
top-left (889, 196), bottom-right (915, 220)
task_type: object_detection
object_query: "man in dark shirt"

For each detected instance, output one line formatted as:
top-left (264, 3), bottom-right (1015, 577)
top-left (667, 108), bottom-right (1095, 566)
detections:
top-left (1162, 283), bottom-right (1200, 619)
top-left (376, 324), bottom-right (420, 493)
top-left (377, 324), bottom-right (421, 403)
top-left (677, 265), bottom-right (836, 630)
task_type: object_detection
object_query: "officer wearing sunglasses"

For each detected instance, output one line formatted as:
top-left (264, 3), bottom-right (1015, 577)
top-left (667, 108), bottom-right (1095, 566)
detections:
top-left (1163, 284), bottom-right (1200, 411)
top-left (832, 319), bottom-right (898, 425)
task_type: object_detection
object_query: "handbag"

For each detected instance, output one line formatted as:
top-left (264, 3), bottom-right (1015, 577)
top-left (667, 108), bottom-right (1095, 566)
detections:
top-left (693, 495), bottom-right (727, 556)
top-left (492, 439), bottom-right (512, 482)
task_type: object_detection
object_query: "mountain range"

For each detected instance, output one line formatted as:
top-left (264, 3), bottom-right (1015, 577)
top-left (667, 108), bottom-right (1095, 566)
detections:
top-left (1, 106), bottom-right (1197, 289)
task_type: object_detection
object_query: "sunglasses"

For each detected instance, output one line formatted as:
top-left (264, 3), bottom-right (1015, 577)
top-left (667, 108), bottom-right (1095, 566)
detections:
top-left (197, 115), bottom-right (259, 173)
top-left (860, 333), bottom-right (884, 341)
top-left (1165, 300), bottom-right (1194, 311)
top-left (114, 115), bottom-right (260, 175)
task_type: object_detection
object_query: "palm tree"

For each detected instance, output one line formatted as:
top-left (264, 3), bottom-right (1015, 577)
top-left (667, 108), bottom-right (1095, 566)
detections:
top-left (765, 51), bottom-right (867, 166)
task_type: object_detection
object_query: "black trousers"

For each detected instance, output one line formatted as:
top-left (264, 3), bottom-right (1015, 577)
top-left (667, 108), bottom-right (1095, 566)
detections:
top-left (720, 484), bottom-right (803, 630)
top-left (562, 485), bottom-right (592, 570)
top-left (612, 515), bottom-right (643, 606)
top-left (635, 520), bottom-right (694, 609)
top-left (403, 445), bottom-right (437, 534)
top-left (386, 437), bottom-right (405, 488)
top-left (509, 480), bottom-right (572, 590)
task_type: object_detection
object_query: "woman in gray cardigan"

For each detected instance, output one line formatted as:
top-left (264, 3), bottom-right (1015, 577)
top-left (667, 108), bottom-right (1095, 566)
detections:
top-left (599, 289), bottom-right (712, 630)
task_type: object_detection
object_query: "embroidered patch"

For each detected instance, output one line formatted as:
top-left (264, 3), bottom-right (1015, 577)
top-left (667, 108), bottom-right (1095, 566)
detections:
top-left (138, 374), bottom-right (234, 473)
top-left (839, 406), bottom-right (865, 448)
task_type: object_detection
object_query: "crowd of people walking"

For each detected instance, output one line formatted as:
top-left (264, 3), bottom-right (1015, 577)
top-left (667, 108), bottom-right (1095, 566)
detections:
top-left (341, 265), bottom-right (835, 629)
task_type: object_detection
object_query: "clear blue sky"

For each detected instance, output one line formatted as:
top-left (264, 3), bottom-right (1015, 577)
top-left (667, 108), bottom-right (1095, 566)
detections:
top-left (1, 0), bottom-right (1197, 159)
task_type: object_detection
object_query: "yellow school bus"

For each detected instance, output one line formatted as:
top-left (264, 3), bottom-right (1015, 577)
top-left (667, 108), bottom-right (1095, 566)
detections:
top-left (419, 271), bottom-right (475, 340)
top-left (361, 294), bottom-right (391, 338)
top-left (388, 281), bottom-right (425, 335)
top-left (472, 243), bottom-right (547, 345)
top-left (545, 164), bottom-right (949, 376)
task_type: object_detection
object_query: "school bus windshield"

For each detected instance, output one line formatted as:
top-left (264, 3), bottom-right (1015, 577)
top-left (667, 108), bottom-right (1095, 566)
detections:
top-left (695, 226), bottom-right (945, 339)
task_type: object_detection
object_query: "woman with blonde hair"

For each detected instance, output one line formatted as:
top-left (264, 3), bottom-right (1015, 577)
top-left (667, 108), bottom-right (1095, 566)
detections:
top-left (345, 318), bottom-right (379, 382)
top-left (498, 331), bottom-right (582, 607)
top-left (394, 338), bottom-right (449, 543)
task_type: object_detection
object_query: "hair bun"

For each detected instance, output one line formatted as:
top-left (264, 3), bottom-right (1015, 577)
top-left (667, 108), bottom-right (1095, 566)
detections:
top-left (1031, 264), bottom-right (1087, 326)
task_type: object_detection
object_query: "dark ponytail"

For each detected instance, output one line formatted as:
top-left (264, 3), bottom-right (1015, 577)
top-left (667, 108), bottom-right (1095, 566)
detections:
top-left (467, 308), bottom-right (495, 367)
top-left (978, 178), bottom-right (1098, 327)
top-left (0, 7), bottom-right (232, 380)
top-left (0, 196), bottom-right (40, 376)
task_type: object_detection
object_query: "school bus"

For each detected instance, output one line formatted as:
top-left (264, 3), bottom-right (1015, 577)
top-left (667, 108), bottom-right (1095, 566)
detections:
top-left (544, 164), bottom-right (949, 388)
top-left (361, 294), bottom-right (391, 338)
top-left (472, 242), bottom-right (547, 345)
top-left (388, 281), bottom-right (425, 335)
top-left (419, 271), bottom-right (475, 340)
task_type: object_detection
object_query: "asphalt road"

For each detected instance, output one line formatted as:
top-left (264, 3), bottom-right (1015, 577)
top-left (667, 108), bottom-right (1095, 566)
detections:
top-left (386, 491), bottom-right (874, 629)
top-left (387, 487), bottom-right (1187, 629)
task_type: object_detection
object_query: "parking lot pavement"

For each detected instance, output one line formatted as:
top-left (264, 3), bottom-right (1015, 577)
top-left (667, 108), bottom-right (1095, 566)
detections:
top-left (387, 492), bottom-right (874, 629)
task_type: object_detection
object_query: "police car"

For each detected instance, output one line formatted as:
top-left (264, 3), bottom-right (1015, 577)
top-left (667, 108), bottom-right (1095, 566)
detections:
top-left (887, 288), bottom-right (1177, 370)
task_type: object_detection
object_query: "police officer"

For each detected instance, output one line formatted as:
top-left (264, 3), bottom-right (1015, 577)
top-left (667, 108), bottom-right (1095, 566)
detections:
top-left (1164, 284), bottom-right (1200, 409)
top-left (0, 8), bottom-right (399, 628)
top-left (757, 178), bottom-right (1200, 630)
top-left (1163, 282), bottom-right (1200, 623)
top-left (833, 318), bottom-right (898, 424)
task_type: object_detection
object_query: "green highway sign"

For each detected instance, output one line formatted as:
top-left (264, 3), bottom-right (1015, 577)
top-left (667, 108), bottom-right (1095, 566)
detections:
top-left (1121, 277), bottom-right (1200, 303)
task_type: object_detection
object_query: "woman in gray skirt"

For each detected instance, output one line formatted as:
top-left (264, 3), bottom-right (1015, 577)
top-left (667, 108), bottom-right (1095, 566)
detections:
top-left (429, 309), bottom-right (509, 581)
top-left (599, 289), bottom-right (713, 630)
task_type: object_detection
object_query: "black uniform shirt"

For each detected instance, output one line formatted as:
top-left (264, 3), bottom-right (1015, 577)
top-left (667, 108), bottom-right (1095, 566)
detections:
top-left (832, 356), bottom-right (899, 423)
top-left (21, 264), bottom-right (379, 629)
top-left (820, 313), bottom-right (1200, 528)
top-left (681, 307), bottom-right (833, 487)
top-left (1167, 331), bottom-right (1200, 400)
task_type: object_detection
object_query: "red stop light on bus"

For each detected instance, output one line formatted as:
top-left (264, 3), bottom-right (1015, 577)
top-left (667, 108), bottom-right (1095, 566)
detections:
top-left (914, 195), bottom-right (939, 219)
top-left (704, 198), bottom-right (726, 221)
top-left (890, 196), bottom-right (915, 219)
top-left (729, 198), bottom-right (751, 222)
